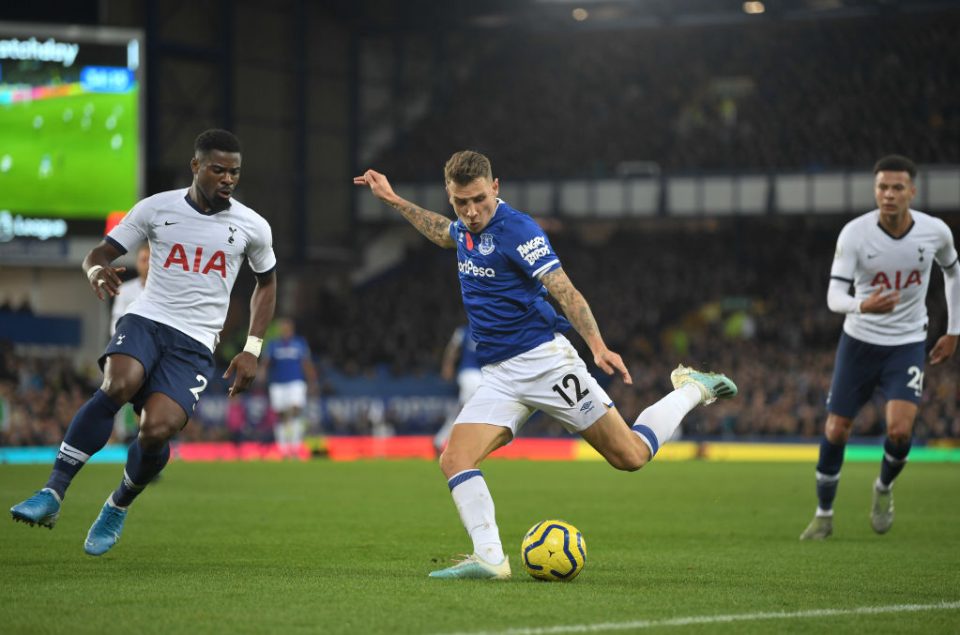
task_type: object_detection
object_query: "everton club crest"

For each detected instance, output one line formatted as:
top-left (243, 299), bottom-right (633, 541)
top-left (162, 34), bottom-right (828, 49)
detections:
top-left (478, 233), bottom-right (495, 255)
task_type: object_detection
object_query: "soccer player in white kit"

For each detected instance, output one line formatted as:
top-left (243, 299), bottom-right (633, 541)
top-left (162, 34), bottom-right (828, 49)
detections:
top-left (800, 155), bottom-right (960, 540)
top-left (10, 129), bottom-right (277, 556)
top-left (356, 151), bottom-right (738, 579)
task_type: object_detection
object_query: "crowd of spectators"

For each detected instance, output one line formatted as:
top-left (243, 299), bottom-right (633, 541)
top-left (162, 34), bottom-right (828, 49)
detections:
top-left (372, 10), bottom-right (960, 179)
top-left (3, 215), bottom-right (958, 447)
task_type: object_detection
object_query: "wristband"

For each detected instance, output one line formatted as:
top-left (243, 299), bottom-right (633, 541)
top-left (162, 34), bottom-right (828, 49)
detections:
top-left (243, 336), bottom-right (264, 358)
top-left (87, 264), bottom-right (104, 282)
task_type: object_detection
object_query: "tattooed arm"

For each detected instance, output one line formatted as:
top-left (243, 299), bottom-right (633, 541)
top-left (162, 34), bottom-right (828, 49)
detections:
top-left (541, 268), bottom-right (632, 384)
top-left (353, 169), bottom-right (455, 248)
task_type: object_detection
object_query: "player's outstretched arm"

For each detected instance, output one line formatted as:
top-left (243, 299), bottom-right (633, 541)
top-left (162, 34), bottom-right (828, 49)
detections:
top-left (541, 268), bottom-right (632, 385)
top-left (931, 257), bottom-right (960, 364)
top-left (83, 240), bottom-right (128, 301)
top-left (224, 270), bottom-right (277, 396)
top-left (353, 169), bottom-right (455, 248)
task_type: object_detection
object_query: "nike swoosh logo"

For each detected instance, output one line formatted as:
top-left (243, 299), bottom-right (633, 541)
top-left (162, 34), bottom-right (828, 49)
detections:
top-left (165, 221), bottom-right (178, 226)
top-left (866, 253), bottom-right (877, 259)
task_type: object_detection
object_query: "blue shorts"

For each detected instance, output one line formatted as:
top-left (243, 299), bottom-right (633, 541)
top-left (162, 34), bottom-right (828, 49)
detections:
top-left (100, 314), bottom-right (215, 420)
top-left (826, 331), bottom-right (926, 418)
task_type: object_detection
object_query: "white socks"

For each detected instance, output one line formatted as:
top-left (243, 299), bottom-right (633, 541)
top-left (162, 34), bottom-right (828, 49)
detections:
top-left (448, 469), bottom-right (504, 564)
top-left (631, 384), bottom-right (701, 456)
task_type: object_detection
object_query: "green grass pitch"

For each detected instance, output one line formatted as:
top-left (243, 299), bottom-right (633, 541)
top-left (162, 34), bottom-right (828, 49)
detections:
top-left (1, 460), bottom-right (958, 634)
top-left (0, 89), bottom-right (139, 217)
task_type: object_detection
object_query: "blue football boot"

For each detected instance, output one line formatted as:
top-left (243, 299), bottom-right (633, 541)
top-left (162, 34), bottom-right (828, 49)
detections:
top-left (84, 497), bottom-right (128, 556)
top-left (10, 488), bottom-right (62, 529)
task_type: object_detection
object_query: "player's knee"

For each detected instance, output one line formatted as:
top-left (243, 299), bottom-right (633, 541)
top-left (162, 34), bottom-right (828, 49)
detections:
top-left (100, 375), bottom-right (140, 403)
top-left (608, 446), bottom-right (648, 472)
top-left (824, 416), bottom-right (853, 443)
top-left (438, 447), bottom-right (475, 478)
top-left (886, 427), bottom-right (912, 446)
top-left (138, 418), bottom-right (178, 450)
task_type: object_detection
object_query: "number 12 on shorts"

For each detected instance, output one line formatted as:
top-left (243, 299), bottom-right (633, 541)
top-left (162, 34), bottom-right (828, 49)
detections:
top-left (552, 373), bottom-right (590, 407)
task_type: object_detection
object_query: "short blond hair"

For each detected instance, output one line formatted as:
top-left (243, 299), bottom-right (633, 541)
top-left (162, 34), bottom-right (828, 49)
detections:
top-left (444, 150), bottom-right (493, 186)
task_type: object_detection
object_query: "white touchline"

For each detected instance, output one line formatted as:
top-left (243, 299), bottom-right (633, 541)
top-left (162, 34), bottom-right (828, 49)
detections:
top-left (437, 600), bottom-right (960, 635)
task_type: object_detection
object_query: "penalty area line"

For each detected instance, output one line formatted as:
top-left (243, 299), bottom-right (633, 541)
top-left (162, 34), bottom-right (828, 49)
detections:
top-left (436, 600), bottom-right (960, 635)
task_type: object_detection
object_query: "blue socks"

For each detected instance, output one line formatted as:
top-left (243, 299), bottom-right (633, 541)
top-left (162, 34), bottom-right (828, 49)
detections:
top-left (814, 437), bottom-right (846, 514)
top-left (112, 440), bottom-right (171, 507)
top-left (45, 390), bottom-right (122, 499)
top-left (879, 437), bottom-right (911, 489)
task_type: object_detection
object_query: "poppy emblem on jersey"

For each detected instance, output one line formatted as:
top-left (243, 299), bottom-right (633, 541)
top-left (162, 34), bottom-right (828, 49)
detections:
top-left (228, 226), bottom-right (237, 244)
top-left (465, 232), bottom-right (474, 251)
top-left (478, 233), bottom-right (495, 255)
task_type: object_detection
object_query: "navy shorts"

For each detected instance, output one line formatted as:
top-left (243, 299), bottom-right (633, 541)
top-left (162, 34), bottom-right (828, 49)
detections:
top-left (826, 331), bottom-right (926, 418)
top-left (100, 314), bottom-right (215, 419)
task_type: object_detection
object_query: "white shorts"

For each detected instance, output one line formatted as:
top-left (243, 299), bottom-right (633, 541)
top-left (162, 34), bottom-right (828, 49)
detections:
top-left (269, 380), bottom-right (307, 412)
top-left (458, 368), bottom-right (483, 404)
top-left (455, 334), bottom-right (613, 435)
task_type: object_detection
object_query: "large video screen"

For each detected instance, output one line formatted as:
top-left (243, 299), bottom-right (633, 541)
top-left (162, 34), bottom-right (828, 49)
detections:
top-left (0, 23), bottom-right (143, 219)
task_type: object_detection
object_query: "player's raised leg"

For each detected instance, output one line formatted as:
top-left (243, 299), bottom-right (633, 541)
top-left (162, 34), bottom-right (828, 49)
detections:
top-left (10, 355), bottom-right (144, 529)
top-left (871, 400), bottom-right (917, 534)
top-left (85, 392), bottom-right (183, 556)
top-left (430, 422), bottom-right (513, 580)
top-left (582, 364), bottom-right (737, 469)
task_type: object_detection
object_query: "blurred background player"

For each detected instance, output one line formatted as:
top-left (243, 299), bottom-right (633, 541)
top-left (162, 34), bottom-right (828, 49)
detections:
top-left (9, 129), bottom-right (277, 556)
top-left (110, 244), bottom-right (150, 443)
top-left (110, 244), bottom-right (150, 336)
top-left (800, 155), bottom-right (960, 540)
top-left (433, 323), bottom-right (481, 455)
top-left (355, 150), bottom-right (737, 579)
top-left (262, 317), bottom-right (317, 459)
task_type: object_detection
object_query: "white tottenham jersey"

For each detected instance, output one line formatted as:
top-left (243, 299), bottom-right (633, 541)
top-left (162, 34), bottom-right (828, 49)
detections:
top-left (106, 188), bottom-right (276, 351)
top-left (830, 209), bottom-right (958, 346)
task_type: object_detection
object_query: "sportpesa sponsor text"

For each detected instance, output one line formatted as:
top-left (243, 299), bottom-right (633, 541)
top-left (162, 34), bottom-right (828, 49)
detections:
top-left (458, 259), bottom-right (496, 278)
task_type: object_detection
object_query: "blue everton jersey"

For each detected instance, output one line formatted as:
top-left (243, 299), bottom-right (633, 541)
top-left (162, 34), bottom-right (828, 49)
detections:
top-left (265, 336), bottom-right (311, 384)
top-left (448, 200), bottom-right (570, 365)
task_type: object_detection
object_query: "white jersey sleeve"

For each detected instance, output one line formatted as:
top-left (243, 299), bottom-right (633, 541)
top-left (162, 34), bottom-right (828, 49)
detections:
top-left (246, 214), bottom-right (277, 274)
top-left (107, 197), bottom-right (152, 253)
top-left (933, 218), bottom-right (960, 335)
top-left (829, 221), bottom-right (859, 283)
top-left (828, 222), bottom-right (861, 314)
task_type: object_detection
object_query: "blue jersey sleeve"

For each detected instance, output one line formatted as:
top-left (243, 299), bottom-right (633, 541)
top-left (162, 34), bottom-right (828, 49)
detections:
top-left (502, 215), bottom-right (561, 279)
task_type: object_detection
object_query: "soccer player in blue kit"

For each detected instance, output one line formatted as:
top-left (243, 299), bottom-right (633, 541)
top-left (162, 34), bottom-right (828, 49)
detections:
top-left (799, 155), bottom-right (960, 540)
top-left (262, 318), bottom-right (317, 458)
top-left (10, 129), bottom-right (277, 555)
top-left (355, 151), bottom-right (737, 579)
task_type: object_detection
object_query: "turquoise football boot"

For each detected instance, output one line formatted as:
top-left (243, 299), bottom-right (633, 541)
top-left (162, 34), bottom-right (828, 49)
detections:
top-left (670, 364), bottom-right (738, 405)
top-left (10, 488), bottom-right (62, 529)
top-left (429, 554), bottom-right (511, 580)
top-left (84, 497), bottom-right (128, 556)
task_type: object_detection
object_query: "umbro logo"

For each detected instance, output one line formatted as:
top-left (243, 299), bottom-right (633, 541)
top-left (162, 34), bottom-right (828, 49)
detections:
top-left (579, 400), bottom-right (594, 413)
